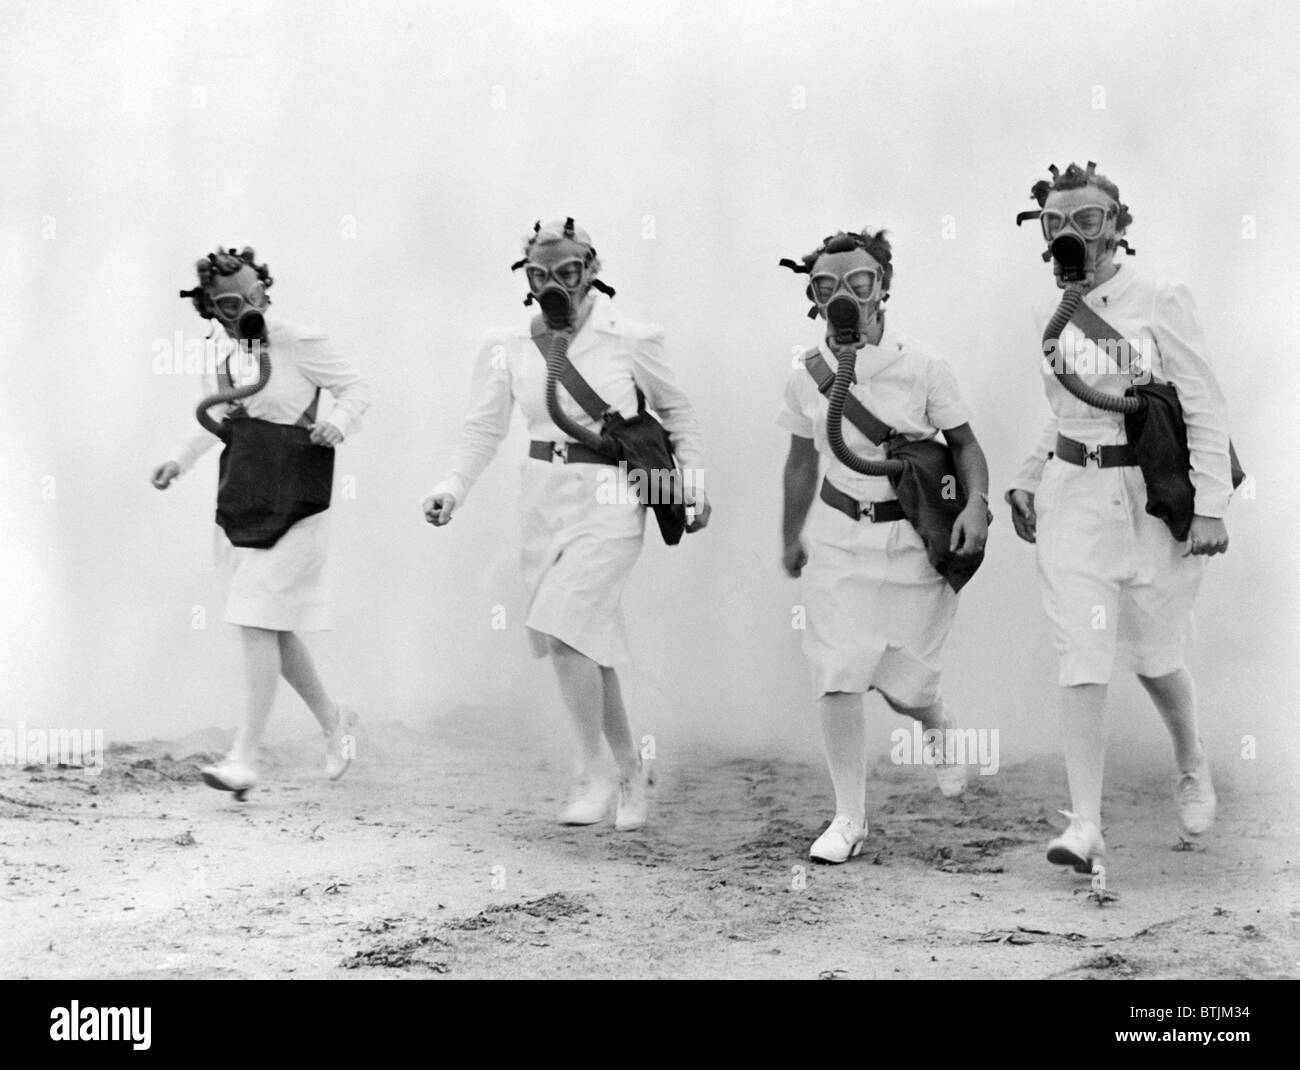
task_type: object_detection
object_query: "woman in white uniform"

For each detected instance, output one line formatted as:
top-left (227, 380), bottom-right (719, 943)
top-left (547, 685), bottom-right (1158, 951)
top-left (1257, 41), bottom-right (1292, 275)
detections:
top-left (778, 227), bottom-right (991, 863)
top-left (424, 219), bottom-right (709, 831)
top-left (1006, 163), bottom-right (1232, 875)
top-left (152, 247), bottom-right (371, 796)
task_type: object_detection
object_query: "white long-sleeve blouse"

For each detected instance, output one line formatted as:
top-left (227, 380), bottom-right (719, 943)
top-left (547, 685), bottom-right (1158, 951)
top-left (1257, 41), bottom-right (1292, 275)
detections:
top-left (166, 317), bottom-right (371, 475)
top-left (430, 293), bottom-right (704, 505)
top-left (1008, 269), bottom-right (1233, 518)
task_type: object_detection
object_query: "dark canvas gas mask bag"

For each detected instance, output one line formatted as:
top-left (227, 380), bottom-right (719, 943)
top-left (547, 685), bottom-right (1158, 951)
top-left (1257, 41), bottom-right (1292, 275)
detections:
top-left (212, 360), bottom-right (334, 550)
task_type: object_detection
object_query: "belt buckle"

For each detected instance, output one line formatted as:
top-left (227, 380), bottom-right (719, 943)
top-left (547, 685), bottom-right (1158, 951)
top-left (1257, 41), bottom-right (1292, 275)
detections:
top-left (551, 442), bottom-right (569, 463)
top-left (860, 501), bottom-right (876, 521)
top-left (1086, 446), bottom-right (1101, 466)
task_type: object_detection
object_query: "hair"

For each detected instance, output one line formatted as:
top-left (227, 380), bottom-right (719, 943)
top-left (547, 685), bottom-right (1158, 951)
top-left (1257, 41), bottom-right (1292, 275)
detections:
top-left (1030, 161), bottom-right (1133, 233)
top-left (510, 217), bottom-right (615, 301)
top-left (179, 246), bottom-right (272, 319)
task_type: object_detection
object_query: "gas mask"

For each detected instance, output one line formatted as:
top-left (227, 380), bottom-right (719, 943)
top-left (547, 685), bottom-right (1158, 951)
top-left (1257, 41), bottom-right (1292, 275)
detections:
top-left (1015, 161), bottom-right (1135, 288)
top-left (780, 231), bottom-right (902, 478)
top-left (511, 218), bottom-right (619, 454)
top-left (807, 249), bottom-right (885, 349)
top-left (180, 247), bottom-right (276, 437)
top-left (523, 250), bottom-right (591, 331)
top-left (180, 247), bottom-right (273, 341)
top-left (511, 218), bottom-right (615, 332)
top-left (207, 270), bottom-right (269, 340)
top-left (1039, 196), bottom-right (1121, 287)
top-left (1015, 163), bottom-right (1143, 415)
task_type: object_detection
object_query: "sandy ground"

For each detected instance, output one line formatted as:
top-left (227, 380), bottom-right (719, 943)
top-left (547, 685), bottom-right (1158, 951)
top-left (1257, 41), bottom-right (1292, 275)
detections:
top-left (1, 711), bottom-right (1296, 980)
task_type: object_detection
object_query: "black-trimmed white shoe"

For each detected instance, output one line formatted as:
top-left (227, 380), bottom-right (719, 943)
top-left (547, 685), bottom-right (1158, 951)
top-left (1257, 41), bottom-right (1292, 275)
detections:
top-left (809, 814), bottom-right (868, 864)
top-left (1046, 809), bottom-right (1105, 873)
top-left (200, 757), bottom-right (257, 801)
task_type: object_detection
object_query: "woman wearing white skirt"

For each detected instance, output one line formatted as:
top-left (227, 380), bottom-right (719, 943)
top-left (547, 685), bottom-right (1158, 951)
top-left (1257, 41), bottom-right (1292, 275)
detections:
top-left (424, 219), bottom-right (709, 830)
top-left (777, 227), bottom-right (990, 863)
top-left (152, 247), bottom-right (371, 796)
top-left (1006, 163), bottom-right (1231, 874)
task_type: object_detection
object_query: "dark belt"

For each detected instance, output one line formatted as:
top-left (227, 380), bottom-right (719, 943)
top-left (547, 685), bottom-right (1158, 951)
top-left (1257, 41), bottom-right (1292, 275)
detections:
top-left (1052, 433), bottom-right (1139, 469)
top-left (819, 477), bottom-right (906, 523)
top-left (528, 440), bottom-right (618, 465)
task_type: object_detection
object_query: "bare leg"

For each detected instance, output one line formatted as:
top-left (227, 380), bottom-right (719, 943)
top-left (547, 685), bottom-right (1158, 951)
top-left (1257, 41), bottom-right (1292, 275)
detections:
top-left (818, 691), bottom-right (867, 826)
top-left (278, 631), bottom-right (338, 732)
top-left (546, 635), bottom-right (605, 778)
top-left (1061, 683), bottom-right (1107, 828)
top-left (599, 666), bottom-right (639, 779)
top-left (230, 626), bottom-right (281, 766)
top-left (1138, 667), bottom-right (1202, 773)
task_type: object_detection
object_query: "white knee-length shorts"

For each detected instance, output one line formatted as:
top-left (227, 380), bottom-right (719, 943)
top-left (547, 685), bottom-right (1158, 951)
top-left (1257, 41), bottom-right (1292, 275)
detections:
top-left (1034, 454), bottom-right (1204, 686)
top-left (519, 458), bottom-right (646, 668)
top-left (801, 496), bottom-right (958, 706)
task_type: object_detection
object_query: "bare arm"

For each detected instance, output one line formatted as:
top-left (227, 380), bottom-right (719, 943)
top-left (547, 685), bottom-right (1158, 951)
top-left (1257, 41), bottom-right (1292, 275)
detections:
top-left (946, 423), bottom-right (990, 502)
top-left (945, 422), bottom-right (991, 555)
top-left (782, 434), bottom-right (819, 576)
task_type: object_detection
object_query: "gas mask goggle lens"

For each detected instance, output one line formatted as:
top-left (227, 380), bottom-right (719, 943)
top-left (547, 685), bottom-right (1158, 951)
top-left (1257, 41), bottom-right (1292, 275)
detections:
top-left (1039, 204), bottom-right (1111, 242)
top-left (212, 288), bottom-right (263, 321)
top-left (524, 258), bottom-right (586, 294)
top-left (810, 267), bottom-right (880, 305)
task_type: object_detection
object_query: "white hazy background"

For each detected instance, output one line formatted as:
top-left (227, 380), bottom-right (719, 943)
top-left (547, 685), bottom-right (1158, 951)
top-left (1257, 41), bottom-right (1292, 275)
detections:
top-left (2, 0), bottom-right (1297, 777)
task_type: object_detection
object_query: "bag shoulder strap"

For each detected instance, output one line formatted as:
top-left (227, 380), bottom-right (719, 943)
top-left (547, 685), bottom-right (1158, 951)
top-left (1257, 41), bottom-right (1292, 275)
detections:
top-left (1071, 302), bottom-right (1246, 488)
top-left (1068, 300), bottom-right (1128, 351)
top-left (804, 347), bottom-right (895, 446)
top-left (530, 329), bottom-right (612, 422)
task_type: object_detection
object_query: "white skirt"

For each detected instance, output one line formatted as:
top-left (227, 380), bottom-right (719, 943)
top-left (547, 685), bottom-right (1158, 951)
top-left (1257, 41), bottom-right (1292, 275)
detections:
top-left (1034, 445), bottom-right (1204, 686)
top-left (800, 493), bottom-right (958, 705)
top-left (214, 511), bottom-right (333, 631)
top-left (518, 457), bottom-right (646, 667)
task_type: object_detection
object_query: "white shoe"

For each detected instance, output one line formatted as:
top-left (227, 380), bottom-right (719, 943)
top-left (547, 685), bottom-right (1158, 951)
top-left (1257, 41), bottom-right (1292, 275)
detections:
top-left (1046, 809), bottom-right (1105, 873)
top-left (200, 757), bottom-right (257, 800)
top-left (1176, 749), bottom-right (1216, 835)
top-left (927, 730), bottom-right (968, 797)
top-left (615, 758), bottom-right (656, 831)
top-left (559, 776), bottom-right (615, 826)
top-left (325, 704), bottom-right (359, 781)
top-left (809, 814), bottom-right (868, 864)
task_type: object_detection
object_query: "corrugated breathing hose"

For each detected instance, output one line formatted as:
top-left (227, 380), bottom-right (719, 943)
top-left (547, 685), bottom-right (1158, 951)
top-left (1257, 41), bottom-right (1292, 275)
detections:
top-left (1043, 286), bottom-right (1142, 414)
